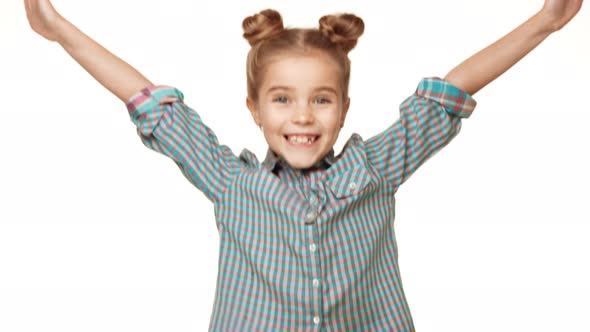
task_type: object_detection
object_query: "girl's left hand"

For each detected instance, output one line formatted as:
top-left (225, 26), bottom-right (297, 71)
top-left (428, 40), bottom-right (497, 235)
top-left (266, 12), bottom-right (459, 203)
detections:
top-left (540, 0), bottom-right (583, 31)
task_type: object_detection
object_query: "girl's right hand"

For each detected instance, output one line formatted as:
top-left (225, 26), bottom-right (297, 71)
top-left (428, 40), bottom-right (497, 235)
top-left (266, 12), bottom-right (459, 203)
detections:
top-left (24, 0), bottom-right (64, 42)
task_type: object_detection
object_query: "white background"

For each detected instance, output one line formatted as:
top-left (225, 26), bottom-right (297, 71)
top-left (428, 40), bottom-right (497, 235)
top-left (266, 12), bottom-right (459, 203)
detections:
top-left (1, 0), bottom-right (589, 331)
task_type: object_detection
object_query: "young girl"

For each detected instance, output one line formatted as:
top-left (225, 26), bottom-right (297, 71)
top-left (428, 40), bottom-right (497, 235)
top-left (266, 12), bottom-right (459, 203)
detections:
top-left (25, 0), bottom-right (583, 331)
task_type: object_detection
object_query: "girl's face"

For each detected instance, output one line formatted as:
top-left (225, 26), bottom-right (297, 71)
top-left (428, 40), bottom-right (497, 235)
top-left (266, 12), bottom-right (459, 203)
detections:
top-left (247, 53), bottom-right (350, 170)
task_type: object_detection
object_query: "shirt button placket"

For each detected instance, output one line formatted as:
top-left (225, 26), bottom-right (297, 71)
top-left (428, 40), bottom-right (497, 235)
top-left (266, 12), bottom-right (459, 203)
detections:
top-left (304, 208), bottom-right (322, 329)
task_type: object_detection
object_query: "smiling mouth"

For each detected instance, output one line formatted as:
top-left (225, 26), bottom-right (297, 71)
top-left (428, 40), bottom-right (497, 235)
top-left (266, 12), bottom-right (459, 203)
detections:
top-left (284, 135), bottom-right (320, 145)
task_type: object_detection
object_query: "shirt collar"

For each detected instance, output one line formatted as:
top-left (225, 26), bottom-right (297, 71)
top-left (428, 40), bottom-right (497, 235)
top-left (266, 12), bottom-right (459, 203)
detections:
top-left (262, 147), bottom-right (336, 173)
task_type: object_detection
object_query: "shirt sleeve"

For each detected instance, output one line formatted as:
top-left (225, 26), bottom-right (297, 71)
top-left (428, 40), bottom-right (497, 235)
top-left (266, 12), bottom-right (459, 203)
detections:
top-left (365, 77), bottom-right (477, 193)
top-left (126, 85), bottom-right (240, 204)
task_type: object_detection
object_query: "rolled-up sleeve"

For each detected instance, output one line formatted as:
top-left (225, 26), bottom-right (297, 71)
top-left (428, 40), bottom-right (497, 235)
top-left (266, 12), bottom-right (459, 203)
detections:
top-left (366, 77), bottom-right (477, 192)
top-left (126, 85), bottom-right (239, 204)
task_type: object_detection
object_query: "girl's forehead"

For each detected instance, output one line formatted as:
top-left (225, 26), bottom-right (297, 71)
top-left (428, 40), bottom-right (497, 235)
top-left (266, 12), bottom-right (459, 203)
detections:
top-left (261, 55), bottom-right (342, 93)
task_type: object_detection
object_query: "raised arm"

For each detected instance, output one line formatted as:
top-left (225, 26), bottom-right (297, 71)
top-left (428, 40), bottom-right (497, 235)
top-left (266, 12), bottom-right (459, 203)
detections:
top-left (444, 0), bottom-right (583, 96)
top-left (25, 0), bottom-right (152, 102)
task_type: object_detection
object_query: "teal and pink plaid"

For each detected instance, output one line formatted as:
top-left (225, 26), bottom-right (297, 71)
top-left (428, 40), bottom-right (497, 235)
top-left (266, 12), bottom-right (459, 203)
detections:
top-left (126, 77), bottom-right (476, 331)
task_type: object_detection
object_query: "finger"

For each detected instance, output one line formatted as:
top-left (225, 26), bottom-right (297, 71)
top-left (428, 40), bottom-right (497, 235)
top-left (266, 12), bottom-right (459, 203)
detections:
top-left (24, 0), bottom-right (31, 14)
top-left (24, 0), bottom-right (34, 22)
top-left (29, 0), bottom-right (38, 15)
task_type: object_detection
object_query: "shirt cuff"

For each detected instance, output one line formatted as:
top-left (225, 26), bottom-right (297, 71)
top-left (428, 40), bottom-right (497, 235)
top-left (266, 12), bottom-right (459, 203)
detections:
top-left (126, 85), bottom-right (185, 119)
top-left (416, 77), bottom-right (476, 118)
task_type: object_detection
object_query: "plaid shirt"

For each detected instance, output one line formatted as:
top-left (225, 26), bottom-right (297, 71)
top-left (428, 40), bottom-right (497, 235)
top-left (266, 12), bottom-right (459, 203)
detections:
top-left (126, 77), bottom-right (476, 331)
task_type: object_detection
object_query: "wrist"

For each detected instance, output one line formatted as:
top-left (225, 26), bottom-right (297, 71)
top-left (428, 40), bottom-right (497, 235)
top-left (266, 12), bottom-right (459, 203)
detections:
top-left (55, 17), bottom-right (76, 48)
top-left (534, 10), bottom-right (561, 34)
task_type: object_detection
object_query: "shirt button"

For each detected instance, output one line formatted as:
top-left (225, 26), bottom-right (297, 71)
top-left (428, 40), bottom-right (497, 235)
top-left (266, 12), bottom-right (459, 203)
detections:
top-left (305, 212), bottom-right (317, 223)
top-left (309, 243), bottom-right (317, 252)
top-left (313, 278), bottom-right (320, 287)
top-left (313, 316), bottom-right (320, 325)
top-left (348, 181), bottom-right (357, 190)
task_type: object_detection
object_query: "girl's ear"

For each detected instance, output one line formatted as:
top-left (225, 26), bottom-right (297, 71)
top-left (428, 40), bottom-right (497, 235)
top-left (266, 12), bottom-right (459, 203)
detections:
top-left (341, 97), bottom-right (351, 128)
top-left (246, 96), bottom-right (261, 127)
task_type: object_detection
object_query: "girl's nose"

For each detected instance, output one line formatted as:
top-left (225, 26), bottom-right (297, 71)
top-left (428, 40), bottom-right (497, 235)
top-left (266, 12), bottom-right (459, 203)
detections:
top-left (292, 105), bottom-right (314, 124)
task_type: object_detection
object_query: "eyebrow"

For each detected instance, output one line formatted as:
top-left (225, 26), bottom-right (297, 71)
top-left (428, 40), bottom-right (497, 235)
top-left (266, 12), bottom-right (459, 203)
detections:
top-left (266, 86), bottom-right (338, 95)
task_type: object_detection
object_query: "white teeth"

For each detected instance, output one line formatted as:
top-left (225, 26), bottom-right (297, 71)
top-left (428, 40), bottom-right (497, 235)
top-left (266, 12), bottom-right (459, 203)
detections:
top-left (288, 136), bottom-right (316, 144)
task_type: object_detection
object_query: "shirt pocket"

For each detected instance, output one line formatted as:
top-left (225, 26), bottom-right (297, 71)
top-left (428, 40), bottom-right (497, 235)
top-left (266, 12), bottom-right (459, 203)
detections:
top-left (327, 167), bottom-right (373, 200)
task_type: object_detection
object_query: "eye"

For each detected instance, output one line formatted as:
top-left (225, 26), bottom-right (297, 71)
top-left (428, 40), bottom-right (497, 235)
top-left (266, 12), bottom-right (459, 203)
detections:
top-left (314, 97), bottom-right (332, 104)
top-left (273, 96), bottom-right (289, 103)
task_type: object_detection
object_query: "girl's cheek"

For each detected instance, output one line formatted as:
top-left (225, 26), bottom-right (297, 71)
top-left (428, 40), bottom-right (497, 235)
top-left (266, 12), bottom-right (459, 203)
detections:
top-left (264, 114), bottom-right (284, 129)
top-left (318, 111), bottom-right (341, 127)
top-left (266, 111), bottom-right (290, 124)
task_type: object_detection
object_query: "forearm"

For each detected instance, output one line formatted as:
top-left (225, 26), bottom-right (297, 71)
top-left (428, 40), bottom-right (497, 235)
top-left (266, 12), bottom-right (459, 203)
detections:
top-left (55, 18), bottom-right (152, 102)
top-left (444, 11), bottom-right (555, 96)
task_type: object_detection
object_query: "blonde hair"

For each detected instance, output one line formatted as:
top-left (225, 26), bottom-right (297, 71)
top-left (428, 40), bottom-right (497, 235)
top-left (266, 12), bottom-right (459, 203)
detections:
top-left (242, 9), bottom-right (365, 104)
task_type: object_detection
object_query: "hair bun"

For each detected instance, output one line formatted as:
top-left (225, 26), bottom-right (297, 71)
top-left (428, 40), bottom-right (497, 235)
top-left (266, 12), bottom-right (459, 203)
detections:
top-left (242, 9), bottom-right (284, 47)
top-left (318, 13), bottom-right (365, 53)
